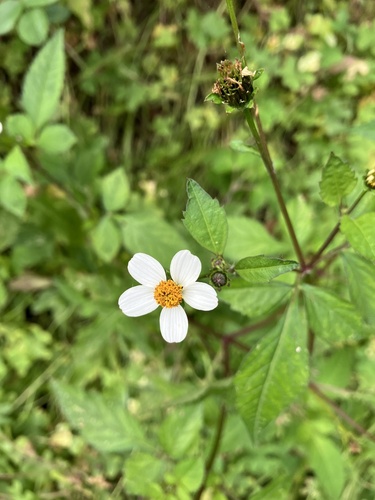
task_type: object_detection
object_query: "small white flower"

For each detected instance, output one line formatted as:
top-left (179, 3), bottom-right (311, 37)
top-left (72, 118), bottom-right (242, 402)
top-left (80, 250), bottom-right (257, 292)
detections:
top-left (118, 250), bottom-right (218, 343)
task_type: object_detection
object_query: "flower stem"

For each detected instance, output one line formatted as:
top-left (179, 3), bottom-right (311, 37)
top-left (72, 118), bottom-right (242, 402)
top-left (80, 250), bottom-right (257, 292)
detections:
top-left (244, 106), bottom-right (306, 267)
top-left (225, 0), bottom-right (244, 59)
top-left (308, 189), bottom-right (368, 268)
top-left (194, 404), bottom-right (226, 499)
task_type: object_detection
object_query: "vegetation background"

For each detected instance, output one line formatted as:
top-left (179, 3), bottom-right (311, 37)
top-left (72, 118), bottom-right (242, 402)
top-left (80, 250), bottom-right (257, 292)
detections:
top-left (0, 0), bottom-right (375, 498)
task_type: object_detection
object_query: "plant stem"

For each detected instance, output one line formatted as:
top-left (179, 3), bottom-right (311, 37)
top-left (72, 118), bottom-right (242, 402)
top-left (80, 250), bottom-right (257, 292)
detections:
top-left (194, 404), bottom-right (226, 499)
top-left (309, 382), bottom-right (375, 443)
top-left (244, 106), bottom-right (306, 267)
top-left (308, 189), bottom-right (368, 268)
top-left (225, 0), bottom-right (244, 59)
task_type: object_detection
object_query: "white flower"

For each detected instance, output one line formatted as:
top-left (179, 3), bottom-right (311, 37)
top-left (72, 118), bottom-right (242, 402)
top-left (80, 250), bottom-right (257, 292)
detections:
top-left (118, 250), bottom-right (218, 343)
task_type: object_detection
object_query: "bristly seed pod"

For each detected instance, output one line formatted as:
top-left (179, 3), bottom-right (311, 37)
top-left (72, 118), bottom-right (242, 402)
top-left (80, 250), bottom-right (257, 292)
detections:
top-left (365, 168), bottom-right (375, 189)
top-left (210, 271), bottom-right (228, 289)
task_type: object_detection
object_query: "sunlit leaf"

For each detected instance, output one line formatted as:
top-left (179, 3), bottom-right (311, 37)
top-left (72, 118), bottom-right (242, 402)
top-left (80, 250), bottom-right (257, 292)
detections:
top-left (3, 145), bottom-right (33, 184)
top-left (0, 176), bottom-right (27, 218)
top-left (36, 124), bottom-right (76, 153)
top-left (0, 0), bottom-right (22, 36)
top-left (235, 298), bottom-right (309, 441)
top-left (17, 8), bottom-right (49, 46)
top-left (183, 179), bottom-right (228, 255)
top-left (319, 152), bottom-right (357, 206)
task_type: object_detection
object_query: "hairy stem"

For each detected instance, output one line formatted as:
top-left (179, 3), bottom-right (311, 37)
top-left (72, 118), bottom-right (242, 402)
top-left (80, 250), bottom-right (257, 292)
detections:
top-left (308, 189), bottom-right (368, 268)
top-left (309, 382), bottom-right (375, 442)
top-left (244, 106), bottom-right (306, 267)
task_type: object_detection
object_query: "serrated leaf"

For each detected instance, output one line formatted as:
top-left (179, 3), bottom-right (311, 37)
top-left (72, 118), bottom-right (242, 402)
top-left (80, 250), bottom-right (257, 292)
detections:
top-left (118, 213), bottom-right (187, 268)
top-left (3, 145), bottom-right (33, 184)
top-left (235, 298), bottom-right (309, 442)
top-left (5, 113), bottom-right (36, 143)
top-left (91, 216), bottom-right (121, 262)
top-left (101, 167), bottom-right (130, 212)
top-left (36, 124), bottom-right (76, 153)
top-left (225, 216), bottom-right (285, 260)
top-left (182, 179), bottom-right (228, 255)
top-left (220, 282), bottom-right (292, 319)
top-left (21, 30), bottom-right (65, 129)
top-left (0, 0), bottom-right (22, 36)
top-left (302, 284), bottom-right (362, 343)
top-left (319, 152), bottom-right (357, 206)
top-left (0, 176), bottom-right (27, 218)
top-left (341, 213), bottom-right (375, 261)
top-left (17, 8), bottom-right (49, 46)
top-left (50, 380), bottom-right (149, 453)
top-left (235, 255), bottom-right (298, 283)
top-left (343, 252), bottom-right (375, 324)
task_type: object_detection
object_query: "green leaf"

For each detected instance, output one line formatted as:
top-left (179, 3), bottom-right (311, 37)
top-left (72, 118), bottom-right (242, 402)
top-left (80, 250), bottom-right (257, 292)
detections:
top-left (17, 8), bottom-right (49, 46)
top-left (5, 113), bottom-right (36, 143)
top-left (225, 216), bottom-right (285, 260)
top-left (91, 216), bottom-right (121, 262)
top-left (302, 284), bottom-right (362, 344)
top-left (101, 167), bottom-right (130, 212)
top-left (306, 435), bottom-right (345, 500)
top-left (50, 380), bottom-right (148, 453)
top-left (0, 211), bottom-right (19, 252)
top-left (235, 255), bottom-right (298, 283)
top-left (174, 457), bottom-right (205, 492)
top-left (21, 30), bottom-right (65, 130)
top-left (119, 213), bottom-right (187, 268)
top-left (220, 282), bottom-right (292, 319)
top-left (0, 0), bottom-right (22, 36)
top-left (235, 298), bottom-right (309, 442)
top-left (158, 404), bottom-right (202, 459)
top-left (183, 179), bottom-right (228, 255)
top-left (3, 145), bottom-right (33, 184)
top-left (0, 176), bottom-right (27, 218)
top-left (230, 139), bottom-right (260, 156)
top-left (204, 92), bottom-right (223, 104)
top-left (319, 152), bottom-right (357, 207)
top-left (124, 452), bottom-right (165, 497)
top-left (36, 124), bottom-right (76, 153)
top-left (351, 119), bottom-right (375, 141)
top-left (343, 252), bottom-right (375, 324)
top-left (341, 213), bottom-right (375, 261)
top-left (21, 0), bottom-right (58, 6)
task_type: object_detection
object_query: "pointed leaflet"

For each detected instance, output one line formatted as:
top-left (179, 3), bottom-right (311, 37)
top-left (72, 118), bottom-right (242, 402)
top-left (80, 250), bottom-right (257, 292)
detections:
top-left (21, 30), bottom-right (65, 129)
top-left (340, 213), bottom-right (375, 261)
top-left (235, 297), bottom-right (309, 442)
top-left (235, 255), bottom-right (298, 283)
top-left (302, 284), bottom-right (362, 343)
top-left (183, 179), bottom-right (228, 255)
top-left (50, 380), bottom-right (149, 453)
top-left (319, 152), bottom-right (357, 207)
top-left (342, 252), bottom-right (375, 325)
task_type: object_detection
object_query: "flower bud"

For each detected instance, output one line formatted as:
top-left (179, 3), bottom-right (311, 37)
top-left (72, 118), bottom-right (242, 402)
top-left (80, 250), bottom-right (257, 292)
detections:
top-left (210, 271), bottom-right (228, 289)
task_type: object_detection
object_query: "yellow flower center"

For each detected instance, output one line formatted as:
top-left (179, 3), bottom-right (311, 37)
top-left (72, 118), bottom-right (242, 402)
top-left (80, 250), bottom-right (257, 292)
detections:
top-left (154, 279), bottom-right (183, 308)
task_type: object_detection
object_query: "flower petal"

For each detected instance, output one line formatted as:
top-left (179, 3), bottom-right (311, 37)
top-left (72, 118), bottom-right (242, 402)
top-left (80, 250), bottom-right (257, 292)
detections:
top-left (118, 285), bottom-right (158, 317)
top-left (183, 282), bottom-right (218, 311)
top-left (128, 253), bottom-right (166, 286)
top-left (170, 250), bottom-right (201, 287)
top-left (159, 305), bottom-right (188, 343)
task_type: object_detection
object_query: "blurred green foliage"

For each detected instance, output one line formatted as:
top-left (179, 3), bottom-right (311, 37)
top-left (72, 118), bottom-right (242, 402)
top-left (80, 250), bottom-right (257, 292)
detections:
top-left (1, 0), bottom-right (375, 498)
